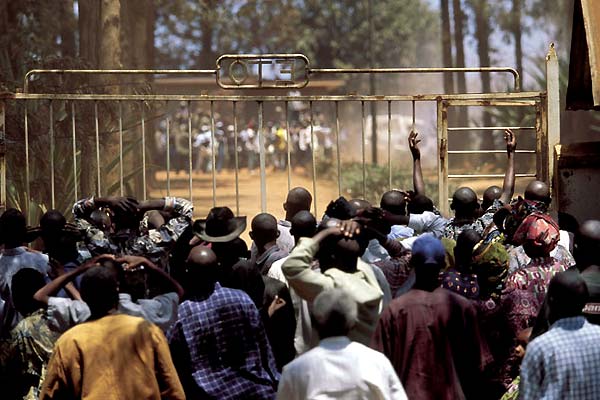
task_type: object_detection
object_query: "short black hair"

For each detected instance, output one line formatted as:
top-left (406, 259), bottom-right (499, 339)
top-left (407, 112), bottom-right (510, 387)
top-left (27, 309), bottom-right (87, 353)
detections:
top-left (0, 208), bottom-right (27, 247)
top-left (325, 197), bottom-right (356, 220)
top-left (548, 269), bottom-right (589, 322)
top-left (312, 289), bottom-right (357, 338)
top-left (407, 194), bottom-right (434, 214)
top-left (12, 268), bottom-right (46, 316)
top-left (380, 190), bottom-right (406, 216)
top-left (290, 210), bottom-right (317, 239)
top-left (80, 266), bottom-right (119, 319)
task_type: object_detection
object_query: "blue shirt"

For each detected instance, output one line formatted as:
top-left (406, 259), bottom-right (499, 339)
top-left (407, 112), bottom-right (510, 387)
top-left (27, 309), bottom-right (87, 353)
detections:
top-left (168, 283), bottom-right (279, 399)
top-left (0, 247), bottom-right (49, 336)
top-left (520, 316), bottom-right (600, 400)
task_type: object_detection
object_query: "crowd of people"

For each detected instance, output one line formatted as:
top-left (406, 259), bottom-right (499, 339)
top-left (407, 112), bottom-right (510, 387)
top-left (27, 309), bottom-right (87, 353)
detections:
top-left (1, 128), bottom-right (600, 399)
top-left (158, 103), bottom-right (334, 175)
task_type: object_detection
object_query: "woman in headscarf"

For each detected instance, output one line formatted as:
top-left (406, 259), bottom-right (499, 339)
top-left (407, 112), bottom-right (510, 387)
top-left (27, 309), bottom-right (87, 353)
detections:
top-left (504, 212), bottom-right (568, 305)
top-left (469, 239), bottom-right (513, 396)
top-left (440, 230), bottom-right (482, 299)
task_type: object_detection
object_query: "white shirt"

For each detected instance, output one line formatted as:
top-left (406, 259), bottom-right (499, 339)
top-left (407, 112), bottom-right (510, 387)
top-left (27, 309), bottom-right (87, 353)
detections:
top-left (408, 211), bottom-right (448, 238)
top-left (269, 256), bottom-right (318, 354)
top-left (277, 336), bottom-right (407, 400)
top-left (276, 220), bottom-right (295, 253)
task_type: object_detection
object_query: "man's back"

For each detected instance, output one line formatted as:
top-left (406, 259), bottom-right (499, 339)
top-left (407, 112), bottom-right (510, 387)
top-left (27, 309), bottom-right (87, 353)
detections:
top-left (372, 287), bottom-right (490, 400)
top-left (520, 316), bottom-right (600, 400)
top-left (41, 313), bottom-right (184, 400)
top-left (168, 283), bottom-right (279, 399)
top-left (277, 336), bottom-right (406, 400)
top-left (0, 248), bottom-right (49, 334)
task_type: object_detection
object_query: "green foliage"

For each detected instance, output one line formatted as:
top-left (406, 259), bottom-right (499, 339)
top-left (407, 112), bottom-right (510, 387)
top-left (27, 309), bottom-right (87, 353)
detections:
top-left (154, 0), bottom-right (439, 69)
top-left (331, 162), bottom-right (438, 205)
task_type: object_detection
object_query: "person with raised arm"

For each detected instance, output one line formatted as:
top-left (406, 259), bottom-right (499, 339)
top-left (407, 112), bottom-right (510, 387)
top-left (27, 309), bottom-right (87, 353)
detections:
top-left (479, 129), bottom-right (517, 228)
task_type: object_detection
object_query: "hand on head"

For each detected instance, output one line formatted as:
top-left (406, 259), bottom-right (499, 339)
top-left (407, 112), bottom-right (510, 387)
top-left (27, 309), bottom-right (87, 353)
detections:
top-left (103, 196), bottom-right (140, 214)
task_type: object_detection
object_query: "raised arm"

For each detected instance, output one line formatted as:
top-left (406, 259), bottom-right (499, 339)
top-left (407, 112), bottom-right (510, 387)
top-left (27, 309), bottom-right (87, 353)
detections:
top-left (34, 255), bottom-right (114, 305)
top-left (409, 130), bottom-right (426, 196)
top-left (116, 255), bottom-right (185, 301)
top-left (48, 260), bottom-right (81, 301)
top-left (72, 196), bottom-right (139, 219)
top-left (500, 129), bottom-right (517, 205)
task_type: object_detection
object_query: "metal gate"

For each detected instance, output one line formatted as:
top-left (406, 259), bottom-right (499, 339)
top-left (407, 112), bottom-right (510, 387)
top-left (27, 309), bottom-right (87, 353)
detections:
top-left (0, 49), bottom-right (560, 221)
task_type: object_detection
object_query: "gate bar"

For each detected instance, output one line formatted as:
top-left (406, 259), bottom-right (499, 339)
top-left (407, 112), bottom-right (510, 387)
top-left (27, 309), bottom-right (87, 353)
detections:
top-left (448, 150), bottom-right (536, 154)
top-left (361, 101), bottom-right (366, 199)
top-left (449, 173), bottom-right (536, 179)
top-left (233, 102), bottom-right (240, 215)
top-left (24, 105), bottom-right (30, 220)
top-left (71, 102), bottom-right (78, 201)
top-left (118, 102), bottom-right (124, 196)
top-left (187, 101), bottom-right (193, 202)
top-left (24, 69), bottom-right (216, 93)
top-left (448, 126), bottom-right (536, 131)
top-left (166, 116), bottom-right (171, 196)
top-left (7, 92), bottom-right (544, 102)
top-left (285, 101), bottom-right (291, 192)
top-left (258, 101), bottom-right (267, 213)
top-left (49, 101), bottom-right (55, 208)
top-left (412, 100), bottom-right (416, 131)
top-left (310, 66), bottom-right (520, 91)
top-left (437, 100), bottom-right (449, 216)
top-left (310, 101), bottom-right (318, 216)
top-left (335, 101), bottom-right (342, 197)
top-left (535, 101), bottom-right (545, 181)
top-left (210, 101), bottom-right (217, 207)
top-left (94, 102), bottom-right (101, 196)
top-left (0, 101), bottom-right (5, 211)
top-left (141, 103), bottom-right (147, 201)
top-left (24, 66), bottom-right (520, 93)
top-left (387, 101), bottom-right (392, 191)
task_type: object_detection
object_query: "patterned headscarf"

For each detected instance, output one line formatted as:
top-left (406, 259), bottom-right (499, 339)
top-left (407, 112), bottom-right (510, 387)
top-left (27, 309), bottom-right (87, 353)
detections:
top-left (512, 212), bottom-right (560, 255)
top-left (472, 240), bottom-right (509, 298)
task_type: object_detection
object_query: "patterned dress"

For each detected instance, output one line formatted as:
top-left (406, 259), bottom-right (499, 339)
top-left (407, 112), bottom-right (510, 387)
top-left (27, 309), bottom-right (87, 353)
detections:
top-left (0, 309), bottom-right (60, 399)
top-left (505, 256), bottom-right (568, 305)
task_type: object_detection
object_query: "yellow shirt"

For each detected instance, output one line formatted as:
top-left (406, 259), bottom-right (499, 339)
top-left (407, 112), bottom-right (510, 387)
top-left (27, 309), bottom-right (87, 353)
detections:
top-left (40, 313), bottom-right (185, 400)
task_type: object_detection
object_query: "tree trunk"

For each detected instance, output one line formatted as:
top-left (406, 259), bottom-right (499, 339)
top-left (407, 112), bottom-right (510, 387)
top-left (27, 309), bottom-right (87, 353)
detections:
top-left (470, 0), bottom-right (494, 152)
top-left (440, 0), bottom-right (455, 94)
top-left (77, 0), bottom-right (101, 197)
top-left (119, 0), bottom-right (156, 197)
top-left (99, 0), bottom-right (121, 72)
top-left (199, 0), bottom-right (216, 69)
top-left (512, 0), bottom-right (523, 89)
top-left (78, 0), bottom-right (101, 67)
top-left (59, 0), bottom-right (76, 57)
top-left (452, 0), bottom-right (468, 126)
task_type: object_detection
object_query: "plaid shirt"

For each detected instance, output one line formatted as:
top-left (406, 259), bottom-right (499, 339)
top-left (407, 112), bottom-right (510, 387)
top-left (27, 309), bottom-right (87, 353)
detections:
top-left (520, 316), bottom-right (600, 400)
top-left (168, 283), bottom-right (279, 399)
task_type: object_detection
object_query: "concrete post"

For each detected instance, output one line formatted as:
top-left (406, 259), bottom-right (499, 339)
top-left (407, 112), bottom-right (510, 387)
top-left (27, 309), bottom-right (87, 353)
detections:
top-left (546, 43), bottom-right (561, 207)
